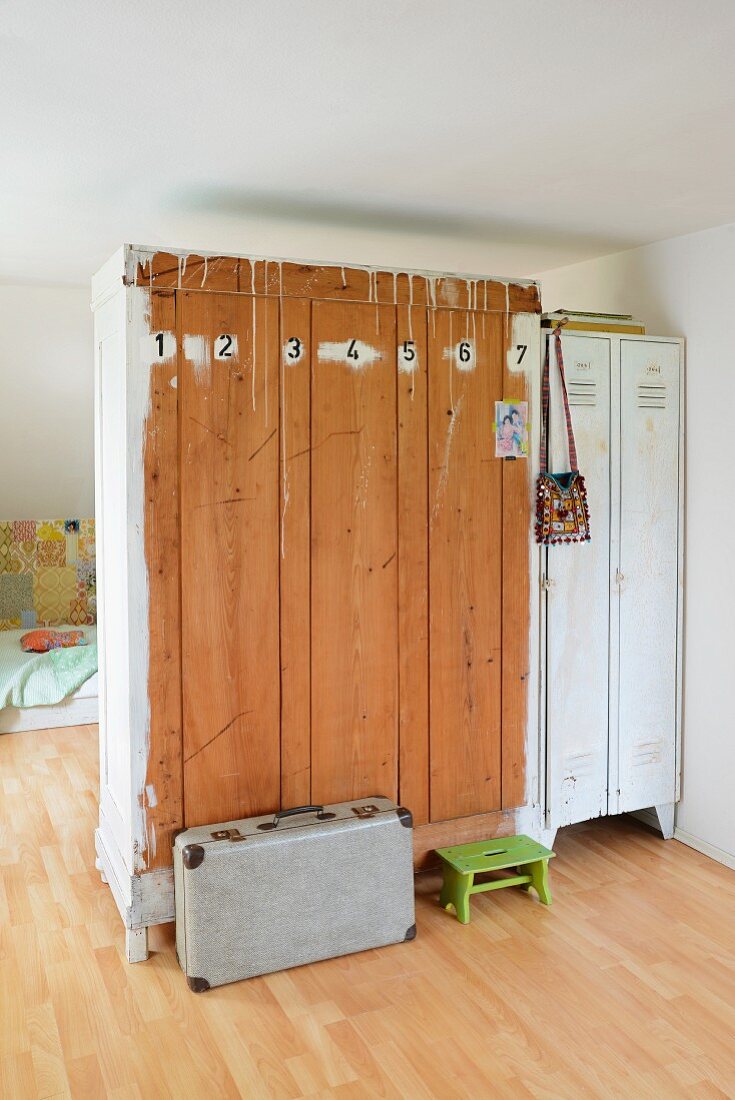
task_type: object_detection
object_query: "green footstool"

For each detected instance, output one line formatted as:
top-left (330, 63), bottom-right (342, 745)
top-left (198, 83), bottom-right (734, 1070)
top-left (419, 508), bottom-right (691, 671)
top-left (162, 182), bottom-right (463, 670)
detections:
top-left (437, 834), bottom-right (556, 924)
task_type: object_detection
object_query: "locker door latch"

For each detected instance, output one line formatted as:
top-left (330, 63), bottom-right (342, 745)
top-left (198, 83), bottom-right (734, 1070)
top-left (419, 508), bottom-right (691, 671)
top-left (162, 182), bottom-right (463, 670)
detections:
top-left (541, 577), bottom-right (555, 592)
top-left (615, 570), bottom-right (625, 588)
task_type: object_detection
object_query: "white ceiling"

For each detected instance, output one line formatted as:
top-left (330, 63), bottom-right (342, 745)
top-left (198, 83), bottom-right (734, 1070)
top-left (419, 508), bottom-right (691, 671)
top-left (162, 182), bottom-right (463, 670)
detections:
top-left (3, 0), bottom-right (735, 286)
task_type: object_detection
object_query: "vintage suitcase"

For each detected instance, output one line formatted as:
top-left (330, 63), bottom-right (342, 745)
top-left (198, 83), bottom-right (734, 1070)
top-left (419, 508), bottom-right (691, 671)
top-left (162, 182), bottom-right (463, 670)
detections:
top-left (173, 798), bottom-right (416, 991)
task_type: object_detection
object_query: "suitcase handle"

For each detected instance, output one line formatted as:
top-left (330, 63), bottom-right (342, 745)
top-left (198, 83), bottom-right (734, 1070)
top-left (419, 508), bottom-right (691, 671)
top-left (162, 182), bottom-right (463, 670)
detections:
top-left (257, 804), bottom-right (336, 831)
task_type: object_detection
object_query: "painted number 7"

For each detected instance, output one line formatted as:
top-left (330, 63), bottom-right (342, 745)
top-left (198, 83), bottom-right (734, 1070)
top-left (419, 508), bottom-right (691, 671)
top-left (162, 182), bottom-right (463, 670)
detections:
top-left (516, 344), bottom-right (528, 364)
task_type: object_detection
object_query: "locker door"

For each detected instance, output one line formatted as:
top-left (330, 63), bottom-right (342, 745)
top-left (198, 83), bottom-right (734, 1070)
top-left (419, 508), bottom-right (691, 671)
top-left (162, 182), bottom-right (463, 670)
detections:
top-left (546, 333), bottom-right (611, 828)
top-left (310, 301), bottom-right (399, 804)
top-left (614, 339), bottom-right (680, 813)
top-left (428, 310), bottom-right (503, 821)
top-left (179, 291), bottom-right (281, 826)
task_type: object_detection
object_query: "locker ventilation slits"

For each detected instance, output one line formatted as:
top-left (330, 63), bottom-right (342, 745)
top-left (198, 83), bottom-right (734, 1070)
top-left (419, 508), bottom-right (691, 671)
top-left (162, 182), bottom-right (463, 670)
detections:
top-left (568, 379), bottom-right (597, 406)
top-left (637, 382), bottom-right (667, 409)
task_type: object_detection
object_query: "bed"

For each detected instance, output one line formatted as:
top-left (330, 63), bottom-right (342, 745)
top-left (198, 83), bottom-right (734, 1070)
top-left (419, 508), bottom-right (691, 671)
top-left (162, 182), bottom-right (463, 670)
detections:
top-left (0, 625), bottom-right (99, 734)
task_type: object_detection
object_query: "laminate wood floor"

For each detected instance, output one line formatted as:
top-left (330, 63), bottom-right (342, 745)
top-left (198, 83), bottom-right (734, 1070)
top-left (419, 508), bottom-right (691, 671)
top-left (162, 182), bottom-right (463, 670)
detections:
top-left (2, 724), bottom-right (735, 1099)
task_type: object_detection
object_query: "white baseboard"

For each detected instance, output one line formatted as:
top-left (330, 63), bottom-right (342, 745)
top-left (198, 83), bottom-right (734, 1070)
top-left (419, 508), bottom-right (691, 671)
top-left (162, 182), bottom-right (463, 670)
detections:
top-left (674, 827), bottom-right (735, 872)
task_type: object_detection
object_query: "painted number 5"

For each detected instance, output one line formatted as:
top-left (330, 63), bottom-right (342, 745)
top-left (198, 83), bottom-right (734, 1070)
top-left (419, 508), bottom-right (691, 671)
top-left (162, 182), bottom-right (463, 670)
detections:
top-left (401, 340), bottom-right (416, 362)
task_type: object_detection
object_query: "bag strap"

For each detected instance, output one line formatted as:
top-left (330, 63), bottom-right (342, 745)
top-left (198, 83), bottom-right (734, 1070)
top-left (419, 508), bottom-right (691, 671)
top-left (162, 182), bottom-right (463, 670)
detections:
top-left (540, 327), bottom-right (579, 474)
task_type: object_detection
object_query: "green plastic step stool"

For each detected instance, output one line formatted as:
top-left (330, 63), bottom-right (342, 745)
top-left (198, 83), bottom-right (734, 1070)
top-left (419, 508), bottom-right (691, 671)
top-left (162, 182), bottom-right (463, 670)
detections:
top-left (437, 834), bottom-right (556, 924)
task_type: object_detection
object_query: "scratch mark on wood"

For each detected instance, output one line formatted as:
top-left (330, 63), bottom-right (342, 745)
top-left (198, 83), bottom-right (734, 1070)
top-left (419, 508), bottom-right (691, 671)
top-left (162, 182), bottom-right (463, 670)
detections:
top-left (382, 552), bottom-right (396, 569)
top-left (249, 427), bottom-right (277, 462)
top-left (188, 416), bottom-right (232, 448)
top-left (288, 427), bottom-right (364, 462)
top-left (185, 710), bottom-right (253, 763)
top-left (193, 496), bottom-right (256, 510)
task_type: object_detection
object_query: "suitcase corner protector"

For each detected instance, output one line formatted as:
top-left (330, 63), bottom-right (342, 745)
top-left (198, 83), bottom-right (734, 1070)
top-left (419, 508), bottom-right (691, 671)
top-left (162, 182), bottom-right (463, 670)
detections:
top-left (182, 843), bottom-right (205, 870)
top-left (396, 807), bottom-right (413, 829)
top-left (404, 923), bottom-right (417, 942)
top-left (187, 975), bottom-right (210, 993)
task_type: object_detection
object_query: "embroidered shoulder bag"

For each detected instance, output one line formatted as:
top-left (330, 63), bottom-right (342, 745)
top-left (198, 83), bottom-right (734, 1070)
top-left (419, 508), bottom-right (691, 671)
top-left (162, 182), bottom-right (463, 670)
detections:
top-left (535, 327), bottom-right (591, 545)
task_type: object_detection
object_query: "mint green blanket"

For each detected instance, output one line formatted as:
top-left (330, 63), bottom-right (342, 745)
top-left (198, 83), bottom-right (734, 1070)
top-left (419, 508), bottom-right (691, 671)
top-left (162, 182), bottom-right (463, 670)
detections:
top-left (0, 627), bottom-right (98, 708)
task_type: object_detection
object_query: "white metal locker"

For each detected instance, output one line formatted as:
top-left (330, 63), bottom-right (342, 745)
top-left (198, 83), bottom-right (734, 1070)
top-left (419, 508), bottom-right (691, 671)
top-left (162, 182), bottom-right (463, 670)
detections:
top-left (612, 338), bottom-right (682, 816)
top-left (544, 329), bottom-right (683, 838)
top-left (544, 333), bottom-right (611, 827)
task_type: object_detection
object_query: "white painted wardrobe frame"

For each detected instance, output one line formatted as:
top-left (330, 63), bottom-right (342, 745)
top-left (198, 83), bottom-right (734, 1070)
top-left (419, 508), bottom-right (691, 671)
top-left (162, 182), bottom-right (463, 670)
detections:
top-left (538, 332), bottom-right (684, 841)
top-left (91, 243), bottom-right (547, 962)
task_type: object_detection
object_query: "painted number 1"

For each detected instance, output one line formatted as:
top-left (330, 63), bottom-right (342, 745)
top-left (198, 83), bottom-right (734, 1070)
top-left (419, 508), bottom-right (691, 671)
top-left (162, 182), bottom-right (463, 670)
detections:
top-left (155, 332), bottom-right (164, 357)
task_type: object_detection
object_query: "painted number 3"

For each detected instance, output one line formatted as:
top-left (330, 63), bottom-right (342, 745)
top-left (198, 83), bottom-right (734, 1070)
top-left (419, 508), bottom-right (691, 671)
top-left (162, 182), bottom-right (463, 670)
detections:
top-left (287, 337), bottom-right (301, 359)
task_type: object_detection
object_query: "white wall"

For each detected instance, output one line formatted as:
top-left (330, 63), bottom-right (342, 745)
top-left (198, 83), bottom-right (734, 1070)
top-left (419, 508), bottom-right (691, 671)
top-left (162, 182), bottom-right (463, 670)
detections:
top-left (541, 222), bottom-right (735, 866)
top-left (0, 284), bottom-right (94, 518)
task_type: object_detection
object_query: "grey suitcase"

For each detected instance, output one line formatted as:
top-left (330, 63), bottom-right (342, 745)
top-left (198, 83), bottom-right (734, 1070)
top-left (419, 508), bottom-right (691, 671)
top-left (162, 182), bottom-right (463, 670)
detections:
top-left (173, 798), bottom-right (415, 991)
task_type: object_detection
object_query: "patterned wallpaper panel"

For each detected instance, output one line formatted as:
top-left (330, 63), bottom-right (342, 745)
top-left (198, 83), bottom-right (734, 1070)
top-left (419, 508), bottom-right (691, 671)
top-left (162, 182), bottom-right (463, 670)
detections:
top-left (0, 519), bottom-right (96, 630)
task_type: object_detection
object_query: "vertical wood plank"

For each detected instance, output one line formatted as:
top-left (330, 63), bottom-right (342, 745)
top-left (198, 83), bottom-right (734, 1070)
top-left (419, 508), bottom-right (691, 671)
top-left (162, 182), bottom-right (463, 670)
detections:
top-left (310, 301), bottom-right (398, 804)
top-left (143, 290), bottom-right (182, 867)
top-left (397, 306), bottom-right (429, 824)
top-left (428, 310), bottom-right (503, 821)
top-left (501, 319), bottom-right (532, 810)
top-left (179, 291), bottom-right (280, 826)
top-left (279, 299), bottom-right (312, 808)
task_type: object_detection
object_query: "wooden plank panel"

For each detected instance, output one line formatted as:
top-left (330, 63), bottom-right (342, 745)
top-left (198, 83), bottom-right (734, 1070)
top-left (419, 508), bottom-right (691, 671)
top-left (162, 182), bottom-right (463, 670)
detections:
top-left (310, 301), bottom-right (398, 804)
top-left (142, 290), bottom-right (182, 868)
top-left (396, 305), bottom-right (429, 824)
top-left (501, 321), bottom-right (533, 810)
top-left (179, 291), bottom-right (280, 826)
top-left (279, 299), bottom-right (312, 808)
top-left (134, 251), bottom-right (541, 314)
top-left (428, 310), bottom-right (503, 822)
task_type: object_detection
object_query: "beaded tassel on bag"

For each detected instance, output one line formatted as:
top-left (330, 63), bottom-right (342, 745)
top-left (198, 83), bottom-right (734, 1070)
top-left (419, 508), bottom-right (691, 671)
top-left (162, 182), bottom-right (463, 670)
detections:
top-left (535, 327), bottom-right (591, 545)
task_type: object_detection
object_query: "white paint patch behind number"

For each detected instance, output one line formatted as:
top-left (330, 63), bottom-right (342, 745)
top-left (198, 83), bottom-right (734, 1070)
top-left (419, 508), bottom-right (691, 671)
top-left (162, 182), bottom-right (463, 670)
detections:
top-left (139, 331), bottom-right (176, 365)
top-left (507, 313), bottom-right (537, 375)
top-left (183, 334), bottom-right (211, 384)
top-left (398, 341), bottom-right (418, 374)
top-left (317, 340), bottom-right (382, 370)
top-left (214, 334), bottom-right (239, 361)
top-left (443, 341), bottom-right (476, 372)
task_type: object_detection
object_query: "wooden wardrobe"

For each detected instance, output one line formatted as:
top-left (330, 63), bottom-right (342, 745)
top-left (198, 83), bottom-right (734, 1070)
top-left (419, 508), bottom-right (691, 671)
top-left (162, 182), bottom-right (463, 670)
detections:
top-left (91, 246), bottom-right (542, 960)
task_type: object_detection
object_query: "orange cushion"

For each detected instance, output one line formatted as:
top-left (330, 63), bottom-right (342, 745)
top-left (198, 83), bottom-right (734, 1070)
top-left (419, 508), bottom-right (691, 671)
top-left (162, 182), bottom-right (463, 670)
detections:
top-left (20, 629), bottom-right (88, 653)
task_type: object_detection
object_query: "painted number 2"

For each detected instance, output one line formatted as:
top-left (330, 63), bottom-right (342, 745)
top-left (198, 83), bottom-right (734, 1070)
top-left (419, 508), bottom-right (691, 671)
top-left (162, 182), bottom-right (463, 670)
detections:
top-left (216, 334), bottom-right (234, 359)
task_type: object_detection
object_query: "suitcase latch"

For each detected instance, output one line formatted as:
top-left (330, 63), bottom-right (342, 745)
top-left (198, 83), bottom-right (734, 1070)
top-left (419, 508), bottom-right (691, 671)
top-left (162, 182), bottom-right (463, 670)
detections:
top-left (211, 828), bottom-right (247, 842)
top-left (352, 804), bottom-right (380, 819)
